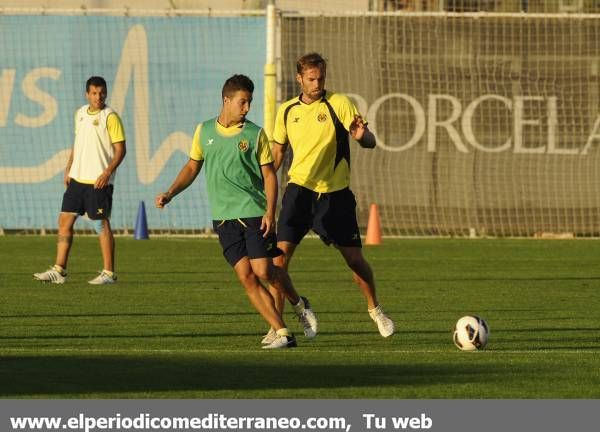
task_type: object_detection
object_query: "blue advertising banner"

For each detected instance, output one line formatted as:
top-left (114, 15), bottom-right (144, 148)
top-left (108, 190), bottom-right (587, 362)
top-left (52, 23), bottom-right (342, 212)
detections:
top-left (0, 15), bottom-right (266, 230)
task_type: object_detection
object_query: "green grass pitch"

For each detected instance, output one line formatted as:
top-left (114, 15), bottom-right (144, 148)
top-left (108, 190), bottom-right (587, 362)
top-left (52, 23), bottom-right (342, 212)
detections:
top-left (0, 236), bottom-right (599, 398)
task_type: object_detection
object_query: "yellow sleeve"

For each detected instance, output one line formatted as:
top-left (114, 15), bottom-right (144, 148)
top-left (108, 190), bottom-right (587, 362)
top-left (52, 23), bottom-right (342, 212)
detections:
top-left (257, 129), bottom-right (274, 165)
top-left (272, 103), bottom-right (288, 144)
top-left (335, 94), bottom-right (360, 131)
top-left (107, 112), bottom-right (126, 143)
top-left (189, 124), bottom-right (204, 161)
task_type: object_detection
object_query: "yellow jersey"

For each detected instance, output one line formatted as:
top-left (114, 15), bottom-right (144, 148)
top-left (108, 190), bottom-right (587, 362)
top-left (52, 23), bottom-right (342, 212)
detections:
top-left (273, 91), bottom-right (359, 193)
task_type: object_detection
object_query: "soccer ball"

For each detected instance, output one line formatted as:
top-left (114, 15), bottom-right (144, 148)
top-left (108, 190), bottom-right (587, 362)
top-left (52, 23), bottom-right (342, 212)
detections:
top-left (453, 315), bottom-right (489, 351)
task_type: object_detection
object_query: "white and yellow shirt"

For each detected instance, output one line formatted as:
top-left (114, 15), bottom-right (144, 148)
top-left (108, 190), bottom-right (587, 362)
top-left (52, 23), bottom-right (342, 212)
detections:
top-left (68, 105), bottom-right (125, 184)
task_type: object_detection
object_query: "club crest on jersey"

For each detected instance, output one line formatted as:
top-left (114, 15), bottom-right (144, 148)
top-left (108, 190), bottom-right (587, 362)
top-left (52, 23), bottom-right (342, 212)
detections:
top-left (93, 119), bottom-right (99, 126)
top-left (238, 139), bottom-right (249, 152)
top-left (317, 112), bottom-right (328, 122)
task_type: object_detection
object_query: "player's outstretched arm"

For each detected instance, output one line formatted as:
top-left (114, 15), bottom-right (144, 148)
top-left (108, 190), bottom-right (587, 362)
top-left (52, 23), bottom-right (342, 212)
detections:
top-left (350, 115), bottom-right (376, 149)
top-left (155, 159), bottom-right (203, 208)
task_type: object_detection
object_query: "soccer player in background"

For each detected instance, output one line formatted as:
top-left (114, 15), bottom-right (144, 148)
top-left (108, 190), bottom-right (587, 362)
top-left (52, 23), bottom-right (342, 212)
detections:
top-left (263, 52), bottom-right (395, 342)
top-left (154, 74), bottom-right (317, 349)
top-left (34, 76), bottom-right (126, 285)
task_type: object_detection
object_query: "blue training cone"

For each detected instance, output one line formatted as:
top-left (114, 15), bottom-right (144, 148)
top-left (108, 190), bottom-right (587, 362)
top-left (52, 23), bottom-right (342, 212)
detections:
top-left (134, 201), bottom-right (149, 240)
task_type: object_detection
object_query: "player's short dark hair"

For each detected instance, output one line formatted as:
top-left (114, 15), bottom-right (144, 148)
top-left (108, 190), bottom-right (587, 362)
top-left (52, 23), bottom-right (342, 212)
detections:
top-left (222, 74), bottom-right (254, 99)
top-left (296, 52), bottom-right (327, 74)
top-left (86, 76), bottom-right (107, 92)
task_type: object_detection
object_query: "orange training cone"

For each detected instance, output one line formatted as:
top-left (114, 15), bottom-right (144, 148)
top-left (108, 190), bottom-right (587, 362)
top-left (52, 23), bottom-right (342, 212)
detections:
top-left (365, 203), bottom-right (382, 245)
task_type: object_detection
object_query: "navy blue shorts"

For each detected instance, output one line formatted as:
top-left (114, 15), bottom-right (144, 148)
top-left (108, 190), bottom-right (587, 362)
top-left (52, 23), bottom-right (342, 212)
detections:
top-left (61, 179), bottom-right (113, 220)
top-left (213, 216), bottom-right (283, 267)
top-left (278, 183), bottom-right (362, 247)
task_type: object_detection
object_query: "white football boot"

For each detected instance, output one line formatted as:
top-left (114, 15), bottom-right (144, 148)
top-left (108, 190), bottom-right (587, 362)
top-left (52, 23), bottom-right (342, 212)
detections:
top-left (369, 305), bottom-right (395, 338)
top-left (88, 270), bottom-right (117, 285)
top-left (262, 334), bottom-right (297, 349)
top-left (294, 296), bottom-right (318, 338)
top-left (261, 328), bottom-right (278, 345)
top-left (33, 265), bottom-right (66, 284)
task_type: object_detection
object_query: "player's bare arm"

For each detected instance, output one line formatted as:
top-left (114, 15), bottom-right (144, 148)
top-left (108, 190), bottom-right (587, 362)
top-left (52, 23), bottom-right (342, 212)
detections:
top-left (350, 115), bottom-right (376, 149)
top-left (271, 140), bottom-right (288, 172)
top-left (260, 162), bottom-right (278, 237)
top-left (63, 147), bottom-right (74, 187)
top-left (155, 158), bottom-right (203, 208)
top-left (95, 141), bottom-right (126, 189)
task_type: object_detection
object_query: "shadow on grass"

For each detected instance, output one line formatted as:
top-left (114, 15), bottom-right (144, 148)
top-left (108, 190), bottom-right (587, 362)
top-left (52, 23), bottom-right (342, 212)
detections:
top-left (0, 354), bottom-right (495, 397)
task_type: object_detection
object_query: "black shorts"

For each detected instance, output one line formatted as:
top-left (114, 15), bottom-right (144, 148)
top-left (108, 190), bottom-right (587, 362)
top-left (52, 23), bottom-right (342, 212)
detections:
top-left (278, 183), bottom-right (362, 247)
top-left (213, 216), bottom-right (283, 267)
top-left (61, 179), bottom-right (113, 220)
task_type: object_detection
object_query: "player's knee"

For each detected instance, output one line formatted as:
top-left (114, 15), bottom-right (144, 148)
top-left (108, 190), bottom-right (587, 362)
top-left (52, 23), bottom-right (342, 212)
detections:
top-left (58, 213), bottom-right (76, 232)
top-left (273, 253), bottom-right (286, 268)
top-left (347, 255), bottom-right (371, 277)
top-left (253, 266), bottom-right (271, 281)
top-left (238, 271), bottom-right (257, 289)
top-left (344, 253), bottom-right (363, 269)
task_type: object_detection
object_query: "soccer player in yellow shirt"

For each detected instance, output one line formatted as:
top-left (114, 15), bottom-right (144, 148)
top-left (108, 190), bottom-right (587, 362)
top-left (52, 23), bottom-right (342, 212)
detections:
top-left (266, 53), bottom-right (395, 340)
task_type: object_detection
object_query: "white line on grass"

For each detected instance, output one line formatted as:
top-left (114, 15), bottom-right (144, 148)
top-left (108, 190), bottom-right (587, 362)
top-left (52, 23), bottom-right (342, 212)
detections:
top-left (1, 348), bottom-right (599, 355)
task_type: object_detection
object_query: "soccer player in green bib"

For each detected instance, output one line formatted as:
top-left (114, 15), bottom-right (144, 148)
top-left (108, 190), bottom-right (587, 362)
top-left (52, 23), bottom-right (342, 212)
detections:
top-left (155, 75), bottom-right (317, 349)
